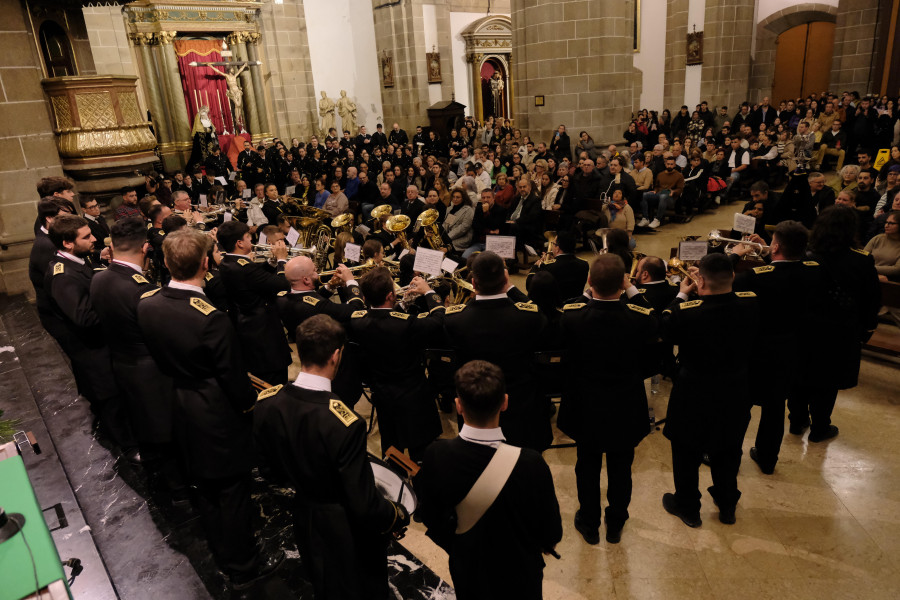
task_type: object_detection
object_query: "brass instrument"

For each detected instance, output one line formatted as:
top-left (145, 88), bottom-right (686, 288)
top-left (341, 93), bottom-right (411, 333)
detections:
top-left (415, 209), bottom-right (448, 252)
top-left (629, 252), bottom-right (647, 281)
top-left (371, 204), bottom-right (393, 220)
top-left (708, 229), bottom-right (769, 256)
top-left (536, 231), bottom-right (557, 266)
top-left (331, 213), bottom-right (355, 236)
top-left (319, 258), bottom-right (376, 277)
top-left (667, 257), bottom-right (699, 284)
top-left (252, 244), bottom-right (313, 259)
top-left (385, 214), bottom-right (412, 250)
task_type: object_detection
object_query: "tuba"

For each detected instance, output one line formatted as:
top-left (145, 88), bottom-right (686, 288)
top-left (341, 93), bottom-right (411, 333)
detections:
top-left (629, 252), bottom-right (647, 281)
top-left (385, 214), bottom-right (412, 250)
top-left (415, 208), bottom-right (448, 252)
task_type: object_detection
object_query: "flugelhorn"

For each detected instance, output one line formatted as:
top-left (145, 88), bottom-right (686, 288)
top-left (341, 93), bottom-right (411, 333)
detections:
top-left (667, 257), bottom-right (699, 284)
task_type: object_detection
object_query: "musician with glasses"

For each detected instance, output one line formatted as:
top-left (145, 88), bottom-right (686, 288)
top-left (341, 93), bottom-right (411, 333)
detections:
top-left (253, 314), bottom-right (410, 600)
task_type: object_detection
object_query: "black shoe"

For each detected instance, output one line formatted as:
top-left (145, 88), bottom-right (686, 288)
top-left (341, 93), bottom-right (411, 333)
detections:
top-left (229, 550), bottom-right (285, 590)
top-left (123, 448), bottom-right (142, 466)
top-left (749, 447), bottom-right (775, 475)
top-left (574, 510), bottom-right (600, 545)
top-left (709, 490), bottom-right (736, 524)
top-left (789, 421), bottom-right (809, 435)
top-left (605, 523), bottom-right (623, 544)
top-left (662, 493), bottom-right (701, 528)
top-left (808, 425), bottom-right (839, 443)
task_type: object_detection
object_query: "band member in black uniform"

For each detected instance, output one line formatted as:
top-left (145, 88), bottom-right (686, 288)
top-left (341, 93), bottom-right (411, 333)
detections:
top-left (443, 251), bottom-right (551, 451)
top-left (237, 140), bottom-right (264, 188)
top-left (731, 221), bottom-right (826, 473)
top-left (146, 203), bottom-right (171, 282)
top-left (525, 230), bottom-right (589, 301)
top-left (253, 314), bottom-right (410, 600)
top-left (90, 218), bottom-right (184, 498)
top-left (217, 220), bottom-right (292, 385)
top-left (261, 183), bottom-right (286, 225)
top-left (417, 360), bottom-right (562, 599)
top-left (632, 255), bottom-right (679, 380)
top-left (80, 197), bottom-right (110, 265)
top-left (44, 215), bottom-right (136, 455)
top-left (787, 207), bottom-right (880, 442)
top-left (137, 229), bottom-right (283, 589)
top-left (349, 268), bottom-right (445, 460)
top-left (204, 145), bottom-right (233, 181)
top-left (277, 256), bottom-right (365, 406)
top-left (559, 254), bottom-right (658, 544)
top-left (29, 198), bottom-right (64, 329)
top-left (661, 253), bottom-right (759, 527)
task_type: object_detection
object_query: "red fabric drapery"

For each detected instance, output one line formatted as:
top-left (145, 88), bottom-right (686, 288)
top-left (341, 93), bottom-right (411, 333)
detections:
top-left (174, 39), bottom-right (238, 135)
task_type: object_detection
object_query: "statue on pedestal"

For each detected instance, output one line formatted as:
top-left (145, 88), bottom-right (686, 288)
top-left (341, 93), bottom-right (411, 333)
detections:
top-left (490, 72), bottom-right (505, 119)
top-left (188, 105), bottom-right (218, 170)
top-left (337, 90), bottom-right (357, 136)
top-left (319, 91), bottom-right (336, 136)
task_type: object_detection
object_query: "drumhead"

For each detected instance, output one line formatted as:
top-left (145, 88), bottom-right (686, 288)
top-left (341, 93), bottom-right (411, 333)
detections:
top-left (370, 460), bottom-right (417, 514)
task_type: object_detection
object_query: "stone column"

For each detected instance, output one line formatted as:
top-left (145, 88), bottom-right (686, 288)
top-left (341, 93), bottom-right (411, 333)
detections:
top-left (700, 0), bottom-right (754, 111)
top-left (663, 0), bottom-right (689, 111)
top-left (227, 32), bottom-right (261, 136)
top-left (467, 53), bottom-right (484, 122)
top-left (511, 0), bottom-right (635, 144)
top-left (245, 33), bottom-right (272, 140)
top-left (156, 31), bottom-right (192, 150)
top-left (131, 33), bottom-right (172, 146)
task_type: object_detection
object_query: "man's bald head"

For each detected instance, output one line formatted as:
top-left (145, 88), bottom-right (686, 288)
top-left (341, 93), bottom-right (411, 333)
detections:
top-left (285, 256), bottom-right (318, 289)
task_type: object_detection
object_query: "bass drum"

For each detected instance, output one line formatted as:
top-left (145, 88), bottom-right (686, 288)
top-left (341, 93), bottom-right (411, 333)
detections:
top-left (368, 454), bottom-right (417, 515)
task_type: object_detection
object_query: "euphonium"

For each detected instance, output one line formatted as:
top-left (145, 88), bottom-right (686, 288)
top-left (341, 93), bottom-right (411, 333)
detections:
top-left (415, 209), bottom-right (448, 252)
top-left (629, 252), bottom-right (647, 281)
top-left (537, 231), bottom-right (557, 266)
top-left (385, 214), bottom-right (412, 250)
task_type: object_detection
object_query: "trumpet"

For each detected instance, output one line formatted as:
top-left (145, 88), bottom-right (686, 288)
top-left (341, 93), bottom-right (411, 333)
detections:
top-left (319, 259), bottom-right (376, 277)
top-left (667, 257), bottom-right (699, 284)
top-left (708, 230), bottom-right (770, 252)
top-left (252, 244), bottom-right (313, 258)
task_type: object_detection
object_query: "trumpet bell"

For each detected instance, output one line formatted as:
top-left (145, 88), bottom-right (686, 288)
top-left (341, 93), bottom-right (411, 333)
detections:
top-left (416, 208), bottom-right (440, 227)
top-left (371, 204), bottom-right (393, 219)
top-left (385, 214), bottom-right (411, 233)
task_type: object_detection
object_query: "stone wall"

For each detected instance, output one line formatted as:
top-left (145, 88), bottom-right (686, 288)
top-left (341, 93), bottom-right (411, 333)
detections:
top-left (830, 0), bottom-right (881, 93)
top-left (0, 0), bottom-right (63, 296)
top-left (700, 0), bottom-right (754, 110)
top-left (511, 0), bottom-right (635, 145)
top-left (258, 0), bottom-right (318, 139)
top-left (82, 5), bottom-right (137, 77)
top-left (663, 0), bottom-right (688, 111)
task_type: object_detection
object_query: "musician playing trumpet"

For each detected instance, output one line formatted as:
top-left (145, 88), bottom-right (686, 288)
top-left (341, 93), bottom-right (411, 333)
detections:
top-left (526, 230), bottom-right (589, 302)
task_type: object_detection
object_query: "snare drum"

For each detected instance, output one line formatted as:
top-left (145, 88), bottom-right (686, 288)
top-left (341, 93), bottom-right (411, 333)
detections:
top-left (368, 455), bottom-right (417, 515)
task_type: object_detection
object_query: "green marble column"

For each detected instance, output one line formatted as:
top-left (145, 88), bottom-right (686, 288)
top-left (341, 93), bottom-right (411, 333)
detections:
top-left (227, 33), bottom-right (260, 136)
top-left (245, 35), bottom-right (271, 139)
top-left (132, 33), bottom-right (172, 145)
top-left (156, 31), bottom-right (192, 146)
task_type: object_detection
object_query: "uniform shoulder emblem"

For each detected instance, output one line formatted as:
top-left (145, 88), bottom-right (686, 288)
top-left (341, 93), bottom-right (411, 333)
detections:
top-left (851, 248), bottom-right (870, 256)
top-left (237, 258), bottom-right (250, 266)
top-left (256, 384), bottom-right (282, 402)
top-left (351, 310), bottom-right (367, 318)
top-left (303, 295), bottom-right (321, 306)
top-left (515, 301), bottom-right (538, 312)
top-left (329, 399), bottom-right (359, 427)
top-left (803, 260), bottom-right (819, 267)
top-left (93, 267), bottom-right (106, 272)
top-left (679, 299), bottom-right (703, 309)
top-left (637, 288), bottom-right (647, 294)
top-left (627, 304), bottom-right (653, 316)
top-left (736, 291), bottom-right (757, 298)
top-left (140, 288), bottom-right (160, 299)
top-left (563, 302), bottom-right (586, 311)
top-left (752, 265), bottom-right (775, 274)
top-left (446, 304), bottom-right (466, 314)
top-left (205, 272), bottom-right (214, 282)
top-left (277, 290), bottom-right (288, 297)
top-left (147, 222), bottom-right (152, 229)
top-left (189, 296), bottom-right (217, 315)
top-left (132, 273), bottom-right (149, 284)
top-left (159, 231), bottom-right (166, 237)
top-left (53, 262), bottom-right (64, 275)
top-left (389, 311), bottom-right (409, 320)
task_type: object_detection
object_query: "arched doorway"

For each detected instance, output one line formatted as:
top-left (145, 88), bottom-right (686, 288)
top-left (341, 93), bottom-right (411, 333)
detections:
top-left (38, 21), bottom-right (76, 77)
top-left (772, 21), bottom-right (835, 103)
top-left (480, 57), bottom-right (509, 120)
top-left (462, 15), bottom-right (512, 123)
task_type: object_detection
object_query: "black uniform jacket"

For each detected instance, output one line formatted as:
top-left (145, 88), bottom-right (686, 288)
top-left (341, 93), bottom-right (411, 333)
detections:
top-left (218, 254), bottom-right (292, 375)
top-left (253, 384), bottom-right (400, 598)
top-left (347, 295), bottom-right (445, 450)
top-left (137, 286), bottom-right (256, 479)
top-left (29, 229), bottom-right (57, 314)
top-left (558, 297), bottom-right (658, 447)
top-left (443, 297), bottom-right (550, 451)
top-left (661, 291), bottom-right (759, 448)
top-left (91, 262), bottom-right (175, 443)
top-left (526, 253), bottom-right (589, 302)
top-left (636, 280), bottom-right (679, 377)
top-left (418, 437), bottom-right (562, 600)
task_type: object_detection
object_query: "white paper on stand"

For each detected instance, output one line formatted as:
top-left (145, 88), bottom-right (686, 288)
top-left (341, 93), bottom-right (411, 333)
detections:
top-left (678, 240), bottom-right (708, 261)
top-left (199, 194), bottom-right (208, 207)
top-left (344, 243), bottom-right (361, 262)
top-left (286, 227), bottom-right (301, 247)
top-left (732, 213), bottom-right (756, 234)
top-left (441, 257), bottom-right (459, 273)
top-left (485, 235), bottom-right (516, 259)
top-left (413, 247), bottom-right (445, 276)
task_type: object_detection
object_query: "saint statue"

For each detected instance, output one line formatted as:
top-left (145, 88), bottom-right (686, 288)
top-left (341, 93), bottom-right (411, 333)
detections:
top-left (208, 63), bottom-right (249, 130)
top-left (319, 91), bottom-right (336, 137)
top-left (188, 105), bottom-right (218, 170)
top-left (337, 90), bottom-right (357, 136)
top-left (490, 72), bottom-right (505, 119)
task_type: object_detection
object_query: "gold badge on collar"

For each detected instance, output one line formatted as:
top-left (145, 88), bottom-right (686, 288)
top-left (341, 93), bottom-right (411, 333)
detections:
top-left (132, 274), bottom-right (149, 284)
top-left (627, 304), bottom-right (653, 315)
top-left (752, 265), bottom-right (774, 274)
top-left (329, 399), bottom-right (358, 427)
top-left (563, 302), bottom-right (586, 311)
top-left (389, 311), bottom-right (409, 320)
top-left (351, 310), bottom-right (367, 318)
top-left (190, 297), bottom-right (216, 315)
top-left (205, 272), bottom-right (214, 282)
top-left (53, 262), bottom-right (64, 275)
top-left (736, 291), bottom-right (757, 298)
top-left (803, 260), bottom-right (819, 266)
top-left (680, 299), bottom-right (703, 309)
top-left (446, 304), bottom-right (466, 314)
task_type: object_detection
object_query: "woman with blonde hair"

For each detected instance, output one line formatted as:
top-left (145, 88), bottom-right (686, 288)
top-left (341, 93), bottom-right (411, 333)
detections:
top-left (332, 231), bottom-right (355, 267)
top-left (433, 176), bottom-right (451, 206)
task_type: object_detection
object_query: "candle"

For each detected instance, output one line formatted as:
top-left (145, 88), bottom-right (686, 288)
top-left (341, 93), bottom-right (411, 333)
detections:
top-left (194, 89), bottom-right (199, 112)
top-left (216, 89), bottom-right (224, 131)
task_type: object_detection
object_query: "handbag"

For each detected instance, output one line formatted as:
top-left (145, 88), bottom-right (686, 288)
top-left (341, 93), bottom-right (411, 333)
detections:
top-left (707, 176), bottom-right (727, 192)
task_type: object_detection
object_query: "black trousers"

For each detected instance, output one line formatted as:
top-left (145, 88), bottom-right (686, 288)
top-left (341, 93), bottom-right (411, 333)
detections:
top-left (575, 445), bottom-right (635, 529)
top-left (788, 384), bottom-right (839, 435)
top-left (752, 389), bottom-right (788, 470)
top-left (195, 473), bottom-right (259, 575)
top-left (670, 439), bottom-right (743, 517)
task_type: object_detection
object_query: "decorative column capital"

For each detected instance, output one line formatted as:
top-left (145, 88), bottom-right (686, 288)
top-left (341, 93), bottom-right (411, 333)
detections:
top-left (129, 32), bottom-right (156, 46)
top-left (226, 31), bottom-right (252, 46)
top-left (246, 32), bottom-right (261, 45)
top-left (157, 31), bottom-right (177, 45)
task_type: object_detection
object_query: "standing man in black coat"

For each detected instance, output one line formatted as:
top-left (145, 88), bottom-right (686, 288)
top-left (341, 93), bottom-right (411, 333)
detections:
top-left (443, 251), bottom-right (550, 451)
top-left (80, 197), bottom-right (110, 265)
top-left (217, 220), bottom-right (292, 385)
top-left (138, 229), bottom-right (283, 589)
top-left (559, 254), bottom-right (657, 544)
top-left (29, 198), bottom-right (64, 329)
top-left (525, 230), bottom-right (589, 301)
top-left (549, 124), bottom-right (572, 162)
top-left (417, 360), bottom-right (562, 600)
top-left (661, 253), bottom-right (759, 527)
top-left (388, 122), bottom-right (409, 148)
top-left (507, 177), bottom-right (544, 255)
top-left (90, 217), bottom-right (184, 498)
top-left (253, 314), bottom-right (409, 600)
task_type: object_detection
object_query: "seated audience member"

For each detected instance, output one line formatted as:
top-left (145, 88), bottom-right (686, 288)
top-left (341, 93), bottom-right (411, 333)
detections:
top-left (829, 164), bottom-right (859, 195)
top-left (864, 210), bottom-right (900, 282)
top-left (639, 156), bottom-right (684, 229)
top-left (601, 189), bottom-right (635, 247)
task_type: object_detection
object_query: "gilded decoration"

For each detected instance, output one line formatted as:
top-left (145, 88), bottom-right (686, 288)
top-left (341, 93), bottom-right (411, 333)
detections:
top-left (51, 96), bottom-right (71, 129)
top-left (120, 92), bottom-right (143, 124)
top-left (123, 1), bottom-right (260, 34)
top-left (76, 92), bottom-right (117, 130)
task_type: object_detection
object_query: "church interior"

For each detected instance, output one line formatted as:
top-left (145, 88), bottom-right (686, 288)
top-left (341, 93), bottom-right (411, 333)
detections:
top-left (1, 0), bottom-right (900, 599)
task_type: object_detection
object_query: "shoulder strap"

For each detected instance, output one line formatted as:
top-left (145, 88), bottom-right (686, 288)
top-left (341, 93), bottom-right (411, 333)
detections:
top-left (455, 443), bottom-right (521, 535)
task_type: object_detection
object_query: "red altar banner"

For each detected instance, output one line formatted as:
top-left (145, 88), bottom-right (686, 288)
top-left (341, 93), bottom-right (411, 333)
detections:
top-left (174, 39), bottom-right (238, 135)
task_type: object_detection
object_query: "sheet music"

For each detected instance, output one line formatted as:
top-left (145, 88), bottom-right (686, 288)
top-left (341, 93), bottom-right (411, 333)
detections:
top-left (485, 235), bottom-right (516, 259)
top-left (223, 211), bottom-right (232, 222)
top-left (242, 188), bottom-right (251, 198)
top-left (228, 171), bottom-right (237, 181)
top-left (199, 194), bottom-right (208, 207)
top-left (258, 231), bottom-right (267, 246)
top-left (285, 185), bottom-right (296, 197)
top-left (344, 243), bottom-right (361, 262)
top-left (733, 213), bottom-right (756, 234)
top-left (678, 240), bottom-right (708, 261)
top-left (441, 257), bottom-right (459, 273)
top-left (215, 177), bottom-right (227, 186)
top-left (286, 227), bottom-right (300, 247)
top-left (413, 247), bottom-right (445, 276)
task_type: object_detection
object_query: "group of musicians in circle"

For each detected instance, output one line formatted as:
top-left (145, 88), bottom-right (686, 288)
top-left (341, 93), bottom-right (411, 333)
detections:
top-left (28, 153), bottom-right (880, 598)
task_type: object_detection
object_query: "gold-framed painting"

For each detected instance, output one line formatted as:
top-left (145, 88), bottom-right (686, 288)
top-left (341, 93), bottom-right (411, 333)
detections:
top-left (382, 53), bottom-right (394, 87)
top-left (426, 52), bottom-right (441, 83)
top-left (687, 31), bottom-right (703, 65)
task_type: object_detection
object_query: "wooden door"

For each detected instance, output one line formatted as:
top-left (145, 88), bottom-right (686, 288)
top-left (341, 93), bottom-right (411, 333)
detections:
top-left (772, 22), bottom-right (835, 104)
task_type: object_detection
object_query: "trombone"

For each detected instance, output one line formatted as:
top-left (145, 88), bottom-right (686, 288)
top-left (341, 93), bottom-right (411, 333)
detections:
top-left (252, 244), bottom-right (313, 258)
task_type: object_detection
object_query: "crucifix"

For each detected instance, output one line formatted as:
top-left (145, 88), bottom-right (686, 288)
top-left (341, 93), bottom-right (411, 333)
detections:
top-left (188, 59), bottom-right (261, 134)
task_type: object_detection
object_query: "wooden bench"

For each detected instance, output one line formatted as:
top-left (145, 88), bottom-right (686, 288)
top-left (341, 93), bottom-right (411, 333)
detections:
top-left (864, 281), bottom-right (900, 358)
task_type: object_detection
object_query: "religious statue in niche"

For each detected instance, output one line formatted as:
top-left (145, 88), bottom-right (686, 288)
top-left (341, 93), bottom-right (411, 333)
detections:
top-left (382, 53), bottom-right (394, 87)
top-left (208, 63), bottom-right (249, 130)
top-left (686, 28), bottom-right (703, 65)
top-left (187, 105), bottom-right (218, 170)
top-left (490, 72), bottom-right (504, 118)
top-left (319, 91), bottom-right (336, 136)
top-left (427, 49), bottom-right (441, 83)
top-left (337, 90), bottom-right (358, 135)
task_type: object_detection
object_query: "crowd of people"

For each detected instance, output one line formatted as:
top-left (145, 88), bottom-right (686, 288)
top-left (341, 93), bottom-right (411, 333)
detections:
top-left (23, 88), bottom-right (896, 599)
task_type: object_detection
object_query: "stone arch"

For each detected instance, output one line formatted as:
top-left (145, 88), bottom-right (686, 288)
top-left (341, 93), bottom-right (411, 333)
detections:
top-left (461, 15), bottom-right (512, 122)
top-left (759, 3), bottom-right (838, 36)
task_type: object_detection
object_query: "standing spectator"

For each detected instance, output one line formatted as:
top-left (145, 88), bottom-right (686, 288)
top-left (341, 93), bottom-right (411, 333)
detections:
top-left (550, 124), bottom-right (572, 161)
